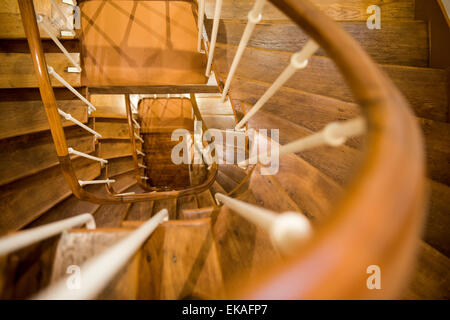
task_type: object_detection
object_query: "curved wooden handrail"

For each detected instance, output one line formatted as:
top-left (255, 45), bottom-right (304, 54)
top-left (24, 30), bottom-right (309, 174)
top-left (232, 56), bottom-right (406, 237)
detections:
top-left (19, 0), bottom-right (219, 204)
top-left (227, 0), bottom-right (427, 299)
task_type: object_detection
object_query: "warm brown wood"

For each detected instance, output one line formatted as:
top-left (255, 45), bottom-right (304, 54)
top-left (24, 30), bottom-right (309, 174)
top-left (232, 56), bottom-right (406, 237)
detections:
top-left (196, 190), bottom-right (217, 208)
top-left (177, 195), bottom-right (198, 219)
top-left (93, 202), bottom-right (132, 228)
top-left (0, 99), bottom-right (88, 140)
top-left (195, 95), bottom-right (235, 115)
top-left (126, 201), bottom-right (154, 221)
top-left (106, 156), bottom-right (136, 177)
top-left (0, 52), bottom-right (81, 88)
top-left (216, 171), bottom-right (238, 193)
top-left (205, 0), bottom-right (415, 21)
top-left (182, 207), bottom-right (215, 220)
top-left (98, 140), bottom-right (140, 159)
top-left (210, 19), bottom-right (428, 67)
top-left (94, 118), bottom-right (131, 140)
top-left (0, 156), bottom-right (101, 234)
top-left (50, 229), bottom-right (139, 299)
top-left (139, 219), bottom-right (225, 299)
top-left (215, 44), bottom-right (448, 122)
top-left (0, 125), bottom-right (95, 186)
top-left (90, 94), bottom-right (127, 119)
top-left (88, 85), bottom-right (220, 95)
top-left (203, 115), bottom-right (236, 130)
top-left (0, 39), bottom-right (81, 54)
top-left (153, 198), bottom-right (178, 220)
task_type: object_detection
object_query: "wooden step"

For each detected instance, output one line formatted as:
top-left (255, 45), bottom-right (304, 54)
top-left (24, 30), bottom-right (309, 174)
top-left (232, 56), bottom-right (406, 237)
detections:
top-left (26, 171), bottom-right (138, 228)
top-left (50, 228), bottom-right (139, 299)
top-left (93, 203), bottom-right (132, 228)
top-left (419, 118), bottom-right (450, 185)
top-left (215, 45), bottom-right (448, 122)
top-left (271, 151), bottom-right (343, 223)
top-left (196, 189), bottom-right (217, 208)
top-left (140, 218), bottom-right (224, 299)
top-left (106, 156), bottom-right (136, 177)
top-left (0, 99), bottom-right (87, 140)
top-left (210, 181), bottom-right (227, 196)
top-left (205, 0), bottom-right (414, 21)
top-left (152, 197), bottom-right (177, 220)
top-left (424, 180), bottom-right (450, 257)
top-left (0, 53), bottom-right (81, 88)
top-left (89, 94), bottom-right (127, 119)
top-left (181, 207), bottom-right (215, 220)
top-left (218, 164), bottom-right (247, 184)
top-left (210, 20), bottom-right (428, 67)
top-left (98, 140), bottom-right (140, 159)
top-left (403, 241), bottom-right (450, 299)
top-left (0, 156), bottom-right (101, 234)
top-left (203, 115), bottom-right (236, 130)
top-left (0, 0), bottom-right (71, 39)
top-left (94, 118), bottom-right (131, 140)
top-left (213, 189), bottom-right (281, 294)
top-left (248, 110), bottom-right (364, 185)
top-left (216, 170), bottom-right (239, 193)
top-left (88, 84), bottom-right (220, 95)
top-left (125, 195), bottom-right (154, 221)
top-left (0, 124), bottom-right (95, 186)
top-left (177, 195), bottom-right (198, 219)
top-left (195, 95), bottom-right (235, 115)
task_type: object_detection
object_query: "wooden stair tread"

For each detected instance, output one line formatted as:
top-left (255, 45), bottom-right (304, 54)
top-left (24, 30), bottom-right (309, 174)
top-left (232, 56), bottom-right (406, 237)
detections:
top-left (205, 0), bottom-right (414, 21)
top-left (0, 157), bottom-right (101, 234)
top-left (106, 156), bottom-right (137, 177)
top-left (0, 125), bottom-right (95, 186)
top-left (0, 99), bottom-right (88, 140)
top-left (195, 96), bottom-right (235, 115)
top-left (216, 170), bottom-right (238, 193)
top-left (153, 197), bottom-right (177, 220)
top-left (215, 45), bottom-right (448, 122)
top-left (98, 140), bottom-right (140, 159)
top-left (181, 207), bottom-right (215, 220)
top-left (203, 115), bottom-right (236, 130)
top-left (94, 118), bottom-right (131, 140)
top-left (0, 53), bottom-right (81, 88)
top-left (210, 19), bottom-right (428, 67)
top-left (177, 195), bottom-right (198, 219)
top-left (26, 171), bottom-right (138, 228)
top-left (218, 164), bottom-right (247, 184)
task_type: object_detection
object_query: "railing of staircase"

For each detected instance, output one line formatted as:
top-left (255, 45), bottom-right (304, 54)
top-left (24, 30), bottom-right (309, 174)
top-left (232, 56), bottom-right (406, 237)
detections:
top-left (209, 0), bottom-right (426, 299)
top-left (19, 0), bottom-right (219, 204)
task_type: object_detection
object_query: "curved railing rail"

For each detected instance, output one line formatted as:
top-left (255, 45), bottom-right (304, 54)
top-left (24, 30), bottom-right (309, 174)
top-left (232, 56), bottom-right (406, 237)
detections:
top-left (19, 0), bottom-right (219, 204)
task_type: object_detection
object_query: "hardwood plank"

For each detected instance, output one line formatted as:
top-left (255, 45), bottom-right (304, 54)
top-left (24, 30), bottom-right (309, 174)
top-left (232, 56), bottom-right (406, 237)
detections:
top-left (211, 20), bottom-right (428, 67)
top-left (205, 0), bottom-right (414, 21)
top-left (93, 202), bottom-right (132, 228)
top-left (177, 195), bottom-right (198, 219)
top-left (26, 172), bottom-right (138, 228)
top-left (139, 219), bottom-right (225, 299)
top-left (0, 99), bottom-right (88, 139)
top-left (248, 110), bottom-right (364, 185)
top-left (424, 180), bottom-right (450, 257)
top-left (196, 96), bottom-right (235, 115)
top-left (419, 118), bottom-right (450, 185)
top-left (215, 45), bottom-right (448, 122)
top-left (106, 156), bottom-right (136, 177)
top-left (88, 85), bottom-right (220, 95)
top-left (203, 115), bottom-right (236, 130)
top-left (404, 241), bottom-right (450, 299)
top-left (181, 207), bottom-right (215, 220)
top-left (196, 190), bottom-right (216, 208)
top-left (50, 229), bottom-right (139, 299)
top-left (98, 139), bottom-right (139, 159)
top-left (152, 198), bottom-right (177, 220)
top-left (0, 53), bottom-right (81, 88)
top-left (219, 164), bottom-right (247, 184)
top-left (0, 125), bottom-right (95, 186)
top-left (216, 170), bottom-right (238, 193)
top-left (94, 118), bottom-right (131, 140)
top-left (0, 157), bottom-right (101, 234)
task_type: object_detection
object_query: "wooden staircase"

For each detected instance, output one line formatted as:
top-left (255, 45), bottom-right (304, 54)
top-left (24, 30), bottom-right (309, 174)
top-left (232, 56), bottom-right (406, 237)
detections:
top-left (0, 0), bottom-right (447, 300)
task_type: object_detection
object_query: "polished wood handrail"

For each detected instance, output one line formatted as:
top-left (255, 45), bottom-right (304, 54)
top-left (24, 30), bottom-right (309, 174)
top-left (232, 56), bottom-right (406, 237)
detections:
top-left (19, 0), bottom-right (218, 204)
top-left (227, 0), bottom-right (427, 299)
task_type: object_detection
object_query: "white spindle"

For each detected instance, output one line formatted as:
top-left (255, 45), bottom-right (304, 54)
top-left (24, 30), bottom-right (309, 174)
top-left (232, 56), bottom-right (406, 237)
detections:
top-left (240, 117), bottom-right (366, 167)
top-left (132, 118), bottom-right (140, 129)
top-left (205, 0), bottom-right (223, 76)
top-left (137, 150), bottom-right (146, 156)
top-left (37, 14), bottom-right (81, 72)
top-left (0, 214), bottom-right (95, 256)
top-left (58, 109), bottom-right (102, 138)
top-left (134, 132), bottom-right (144, 143)
top-left (141, 176), bottom-right (149, 180)
top-left (221, 0), bottom-right (266, 101)
top-left (48, 66), bottom-right (97, 114)
top-left (68, 148), bottom-right (108, 164)
top-left (197, 0), bottom-right (206, 52)
top-left (78, 179), bottom-right (115, 187)
top-left (49, 0), bottom-right (69, 29)
top-left (115, 192), bottom-right (136, 196)
top-left (138, 163), bottom-right (147, 169)
top-left (215, 193), bottom-right (311, 254)
top-left (235, 40), bottom-right (320, 130)
top-left (33, 210), bottom-right (168, 300)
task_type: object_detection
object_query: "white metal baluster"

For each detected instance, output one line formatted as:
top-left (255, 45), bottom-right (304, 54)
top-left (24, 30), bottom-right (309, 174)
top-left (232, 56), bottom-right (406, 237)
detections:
top-left (215, 193), bottom-right (311, 254)
top-left (239, 117), bottom-right (366, 167)
top-left (138, 163), bottom-right (148, 169)
top-left (132, 118), bottom-right (140, 129)
top-left (33, 210), bottom-right (168, 300)
top-left (58, 109), bottom-right (102, 138)
top-left (205, 0), bottom-right (223, 76)
top-left (47, 66), bottom-right (97, 114)
top-left (0, 214), bottom-right (95, 256)
top-left (221, 0), bottom-right (266, 102)
top-left (141, 176), bottom-right (149, 180)
top-left (235, 40), bottom-right (320, 130)
top-left (137, 150), bottom-right (146, 156)
top-left (36, 15), bottom-right (81, 72)
top-left (78, 179), bottom-right (115, 187)
top-left (68, 148), bottom-right (108, 164)
top-left (197, 0), bottom-right (206, 52)
top-left (134, 132), bottom-right (144, 143)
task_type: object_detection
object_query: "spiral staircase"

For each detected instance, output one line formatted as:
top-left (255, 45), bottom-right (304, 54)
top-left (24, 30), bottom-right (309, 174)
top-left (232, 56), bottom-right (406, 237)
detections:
top-left (0, 0), bottom-right (448, 299)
